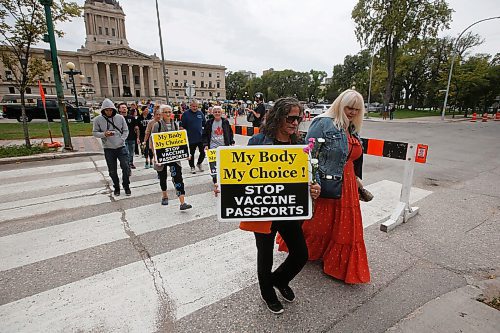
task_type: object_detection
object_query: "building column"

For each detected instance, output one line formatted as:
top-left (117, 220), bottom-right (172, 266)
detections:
top-left (148, 66), bottom-right (155, 98)
top-left (139, 65), bottom-right (145, 97)
top-left (117, 63), bottom-right (123, 97)
top-left (93, 62), bottom-right (101, 97)
top-left (105, 62), bottom-right (112, 97)
top-left (128, 65), bottom-right (135, 97)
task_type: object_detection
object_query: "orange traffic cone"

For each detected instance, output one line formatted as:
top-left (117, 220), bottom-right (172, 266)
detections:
top-left (482, 113), bottom-right (488, 122)
top-left (470, 113), bottom-right (477, 122)
top-left (495, 111), bottom-right (500, 121)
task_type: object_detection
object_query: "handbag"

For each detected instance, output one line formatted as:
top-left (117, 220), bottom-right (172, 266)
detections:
top-left (319, 174), bottom-right (343, 199)
top-left (358, 187), bottom-right (374, 202)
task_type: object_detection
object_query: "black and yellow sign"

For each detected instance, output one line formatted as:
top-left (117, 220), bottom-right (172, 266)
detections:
top-left (151, 130), bottom-right (189, 164)
top-left (207, 149), bottom-right (217, 175)
top-left (217, 145), bottom-right (312, 222)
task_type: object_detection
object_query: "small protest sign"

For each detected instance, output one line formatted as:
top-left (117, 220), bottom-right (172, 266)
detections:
top-left (207, 149), bottom-right (217, 176)
top-left (217, 145), bottom-right (312, 222)
top-left (151, 130), bottom-right (189, 164)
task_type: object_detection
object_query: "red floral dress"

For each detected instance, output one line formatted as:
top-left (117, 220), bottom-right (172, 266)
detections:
top-left (278, 134), bottom-right (370, 284)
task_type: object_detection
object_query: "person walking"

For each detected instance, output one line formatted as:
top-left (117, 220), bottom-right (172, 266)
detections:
top-left (144, 108), bottom-right (162, 169)
top-left (238, 97), bottom-right (320, 314)
top-left (92, 98), bottom-right (131, 196)
top-left (119, 103), bottom-right (139, 169)
top-left (389, 103), bottom-right (395, 120)
top-left (278, 89), bottom-right (370, 284)
top-left (180, 100), bottom-right (206, 174)
top-left (151, 105), bottom-right (193, 210)
top-left (202, 105), bottom-right (234, 184)
top-left (246, 92), bottom-right (266, 128)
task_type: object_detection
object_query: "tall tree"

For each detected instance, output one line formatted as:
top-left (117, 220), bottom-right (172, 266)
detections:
top-left (352, 0), bottom-right (452, 105)
top-left (0, 0), bottom-right (81, 147)
top-left (307, 70), bottom-right (327, 102)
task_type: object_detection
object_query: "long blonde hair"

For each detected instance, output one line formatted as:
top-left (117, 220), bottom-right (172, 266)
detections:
top-left (318, 89), bottom-right (365, 133)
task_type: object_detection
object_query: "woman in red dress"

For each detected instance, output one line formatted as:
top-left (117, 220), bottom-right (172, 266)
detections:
top-left (278, 89), bottom-right (370, 284)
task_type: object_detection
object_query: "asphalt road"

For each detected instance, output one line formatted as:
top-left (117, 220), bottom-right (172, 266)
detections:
top-left (0, 119), bottom-right (498, 332)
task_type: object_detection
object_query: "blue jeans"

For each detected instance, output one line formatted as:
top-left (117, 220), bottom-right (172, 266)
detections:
top-left (125, 140), bottom-right (136, 165)
top-left (104, 146), bottom-right (130, 189)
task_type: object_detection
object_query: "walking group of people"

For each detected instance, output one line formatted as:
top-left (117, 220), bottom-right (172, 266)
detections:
top-left (94, 89), bottom-right (371, 315)
top-left (92, 97), bottom-right (236, 210)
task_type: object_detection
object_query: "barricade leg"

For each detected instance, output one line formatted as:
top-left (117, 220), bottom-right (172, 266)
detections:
top-left (380, 144), bottom-right (420, 232)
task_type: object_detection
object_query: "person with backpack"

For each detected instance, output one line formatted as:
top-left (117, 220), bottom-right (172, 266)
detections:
top-left (151, 105), bottom-right (192, 210)
top-left (92, 98), bottom-right (131, 196)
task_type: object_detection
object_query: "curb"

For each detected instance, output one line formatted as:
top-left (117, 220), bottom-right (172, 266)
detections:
top-left (0, 151), bottom-right (103, 165)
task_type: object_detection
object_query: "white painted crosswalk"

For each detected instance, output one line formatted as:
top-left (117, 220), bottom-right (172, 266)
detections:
top-left (0, 155), bottom-right (432, 332)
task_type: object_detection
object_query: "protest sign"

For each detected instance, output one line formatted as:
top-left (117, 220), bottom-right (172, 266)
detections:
top-left (151, 130), bottom-right (189, 164)
top-left (207, 149), bottom-right (217, 176)
top-left (217, 145), bottom-right (312, 222)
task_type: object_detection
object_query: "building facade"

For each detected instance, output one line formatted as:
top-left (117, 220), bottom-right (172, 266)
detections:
top-left (0, 0), bottom-right (226, 103)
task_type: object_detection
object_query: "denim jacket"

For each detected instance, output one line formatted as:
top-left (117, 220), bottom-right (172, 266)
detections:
top-left (305, 117), bottom-right (362, 184)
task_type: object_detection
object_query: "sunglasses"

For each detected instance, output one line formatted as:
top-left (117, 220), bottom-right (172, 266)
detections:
top-left (285, 115), bottom-right (302, 123)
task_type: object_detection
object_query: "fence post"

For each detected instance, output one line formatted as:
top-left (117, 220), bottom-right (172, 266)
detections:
top-left (380, 143), bottom-right (420, 232)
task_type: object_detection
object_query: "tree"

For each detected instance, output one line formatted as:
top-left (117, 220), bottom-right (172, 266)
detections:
top-left (0, 0), bottom-right (81, 147)
top-left (225, 71), bottom-right (248, 100)
top-left (352, 0), bottom-right (452, 106)
top-left (307, 70), bottom-right (327, 102)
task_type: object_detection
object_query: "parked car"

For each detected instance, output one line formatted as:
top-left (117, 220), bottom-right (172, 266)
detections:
top-left (365, 103), bottom-right (383, 113)
top-left (1, 94), bottom-right (90, 122)
top-left (305, 104), bottom-right (330, 118)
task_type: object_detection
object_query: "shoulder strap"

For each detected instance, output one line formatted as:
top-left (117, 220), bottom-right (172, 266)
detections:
top-left (103, 116), bottom-right (123, 135)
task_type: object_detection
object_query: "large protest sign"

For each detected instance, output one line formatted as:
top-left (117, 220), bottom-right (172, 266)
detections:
top-left (151, 130), bottom-right (189, 164)
top-left (207, 149), bottom-right (217, 176)
top-left (217, 145), bottom-right (312, 222)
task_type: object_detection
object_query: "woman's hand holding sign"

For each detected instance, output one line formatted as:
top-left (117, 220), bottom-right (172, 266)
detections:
top-left (310, 182), bottom-right (321, 200)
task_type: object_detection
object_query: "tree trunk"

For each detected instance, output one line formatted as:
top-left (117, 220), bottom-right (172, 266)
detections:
top-left (384, 40), bottom-right (398, 105)
top-left (20, 90), bottom-right (31, 148)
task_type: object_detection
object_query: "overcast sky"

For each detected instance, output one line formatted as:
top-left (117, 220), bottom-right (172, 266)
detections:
top-left (53, 0), bottom-right (499, 76)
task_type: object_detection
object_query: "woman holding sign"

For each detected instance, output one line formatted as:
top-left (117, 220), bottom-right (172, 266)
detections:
top-left (240, 97), bottom-right (321, 314)
top-left (279, 89), bottom-right (370, 284)
top-left (202, 105), bottom-right (235, 184)
top-left (151, 105), bottom-right (192, 210)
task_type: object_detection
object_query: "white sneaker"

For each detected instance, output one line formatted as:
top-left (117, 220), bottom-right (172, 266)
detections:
top-left (196, 164), bottom-right (204, 172)
top-left (191, 167), bottom-right (196, 174)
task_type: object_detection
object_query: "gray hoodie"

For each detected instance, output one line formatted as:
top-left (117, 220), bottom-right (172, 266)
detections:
top-left (92, 108), bottom-right (129, 149)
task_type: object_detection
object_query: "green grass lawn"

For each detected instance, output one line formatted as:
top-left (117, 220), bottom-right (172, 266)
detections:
top-left (0, 122), bottom-right (93, 140)
top-left (367, 109), bottom-right (465, 119)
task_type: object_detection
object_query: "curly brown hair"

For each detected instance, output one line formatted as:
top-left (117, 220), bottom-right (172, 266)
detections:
top-left (261, 97), bottom-right (304, 143)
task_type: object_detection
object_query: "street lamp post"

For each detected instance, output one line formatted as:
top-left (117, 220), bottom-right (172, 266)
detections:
top-left (63, 62), bottom-right (85, 121)
top-left (39, 0), bottom-right (72, 150)
top-left (441, 16), bottom-right (500, 120)
top-left (155, 0), bottom-right (169, 104)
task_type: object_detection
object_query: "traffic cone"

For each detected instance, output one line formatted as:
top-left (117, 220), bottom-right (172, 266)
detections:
top-left (495, 111), bottom-right (500, 121)
top-left (482, 113), bottom-right (488, 122)
top-left (470, 113), bottom-right (477, 122)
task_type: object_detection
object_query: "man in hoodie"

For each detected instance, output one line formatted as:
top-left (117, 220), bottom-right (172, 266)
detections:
top-left (93, 98), bottom-right (131, 196)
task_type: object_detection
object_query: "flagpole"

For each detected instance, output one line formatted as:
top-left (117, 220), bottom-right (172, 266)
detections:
top-left (38, 80), bottom-right (54, 143)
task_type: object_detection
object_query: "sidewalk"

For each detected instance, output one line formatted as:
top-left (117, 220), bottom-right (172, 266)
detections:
top-left (0, 136), bottom-right (103, 165)
top-left (387, 277), bottom-right (500, 332)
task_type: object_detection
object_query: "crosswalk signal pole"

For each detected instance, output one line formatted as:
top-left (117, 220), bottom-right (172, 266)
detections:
top-left (39, 0), bottom-right (73, 151)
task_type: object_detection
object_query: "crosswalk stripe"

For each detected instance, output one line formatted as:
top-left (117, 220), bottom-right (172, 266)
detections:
top-left (0, 229), bottom-right (262, 332)
top-left (0, 191), bottom-right (217, 271)
top-left (0, 171), bottom-right (214, 223)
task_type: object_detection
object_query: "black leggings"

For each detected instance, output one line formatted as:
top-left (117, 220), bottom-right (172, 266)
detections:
top-left (254, 220), bottom-right (308, 302)
top-left (157, 162), bottom-right (185, 196)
